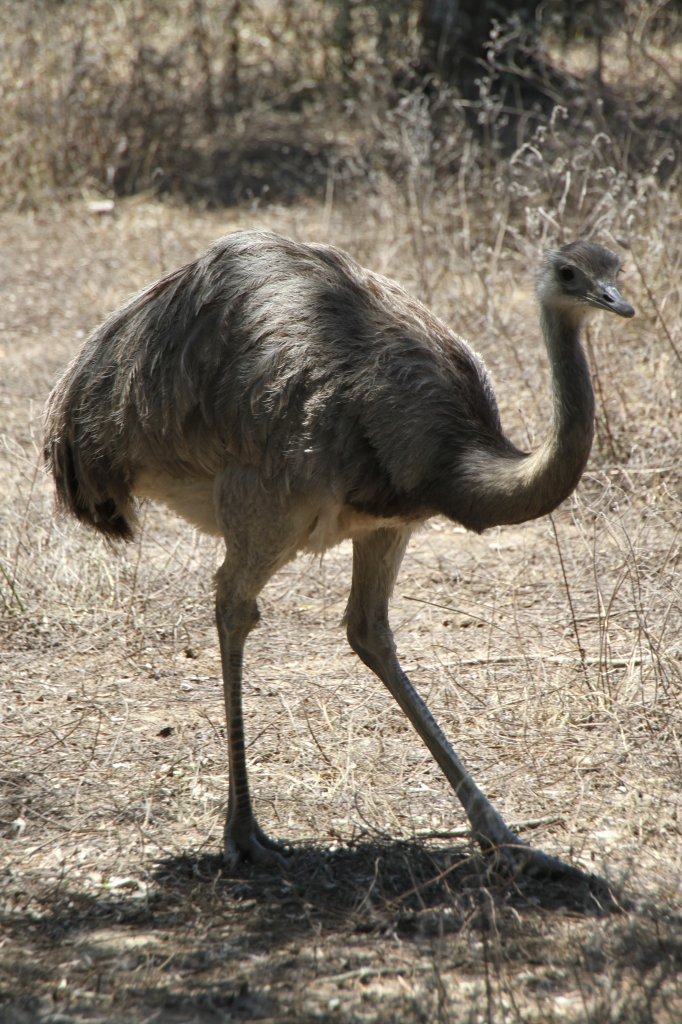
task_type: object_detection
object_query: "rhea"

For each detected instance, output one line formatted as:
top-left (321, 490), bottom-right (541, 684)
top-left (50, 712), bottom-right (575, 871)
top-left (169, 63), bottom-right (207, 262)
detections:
top-left (44, 233), bottom-right (634, 873)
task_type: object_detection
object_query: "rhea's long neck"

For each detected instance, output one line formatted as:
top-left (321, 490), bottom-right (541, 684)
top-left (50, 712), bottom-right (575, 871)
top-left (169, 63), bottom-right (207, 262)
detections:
top-left (457, 304), bottom-right (595, 532)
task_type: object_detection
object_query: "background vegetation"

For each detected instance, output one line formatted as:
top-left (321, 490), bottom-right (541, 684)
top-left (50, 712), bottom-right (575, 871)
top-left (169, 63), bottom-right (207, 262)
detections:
top-left (2, 0), bottom-right (680, 210)
top-left (1, 1), bottom-right (680, 1021)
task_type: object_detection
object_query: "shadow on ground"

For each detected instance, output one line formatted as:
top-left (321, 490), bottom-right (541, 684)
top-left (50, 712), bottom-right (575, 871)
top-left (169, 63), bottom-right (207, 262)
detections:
top-left (153, 836), bottom-right (625, 932)
top-left (2, 839), bottom-right (680, 1022)
top-left (112, 120), bottom-right (347, 208)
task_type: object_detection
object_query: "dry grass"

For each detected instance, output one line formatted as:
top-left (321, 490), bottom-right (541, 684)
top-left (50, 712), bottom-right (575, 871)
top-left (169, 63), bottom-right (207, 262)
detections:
top-left (1, 4), bottom-right (681, 1022)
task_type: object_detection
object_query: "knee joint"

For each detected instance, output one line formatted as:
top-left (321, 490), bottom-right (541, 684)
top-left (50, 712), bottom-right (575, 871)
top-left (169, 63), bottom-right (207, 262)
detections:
top-left (216, 597), bottom-right (260, 637)
top-left (346, 613), bottom-right (394, 668)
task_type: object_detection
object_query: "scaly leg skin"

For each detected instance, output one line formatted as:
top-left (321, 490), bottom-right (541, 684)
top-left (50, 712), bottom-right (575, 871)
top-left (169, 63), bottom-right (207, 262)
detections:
top-left (345, 528), bottom-right (582, 882)
top-left (470, 802), bottom-right (584, 881)
top-left (215, 565), bottom-right (289, 869)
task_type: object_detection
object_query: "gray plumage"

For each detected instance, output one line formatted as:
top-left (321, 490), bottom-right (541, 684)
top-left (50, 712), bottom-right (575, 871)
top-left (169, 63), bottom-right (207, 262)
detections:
top-left (44, 231), bottom-right (634, 872)
top-left (45, 231), bottom-right (511, 538)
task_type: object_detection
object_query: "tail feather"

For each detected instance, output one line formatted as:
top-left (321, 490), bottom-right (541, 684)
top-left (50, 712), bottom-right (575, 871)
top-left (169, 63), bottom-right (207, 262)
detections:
top-left (42, 256), bottom-right (197, 541)
top-left (44, 414), bottom-right (136, 542)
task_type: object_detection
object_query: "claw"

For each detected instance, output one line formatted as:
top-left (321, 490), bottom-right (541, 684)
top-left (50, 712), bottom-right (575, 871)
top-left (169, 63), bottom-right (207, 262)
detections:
top-left (474, 816), bottom-right (584, 882)
top-left (486, 840), bottom-right (575, 880)
top-left (223, 819), bottom-right (290, 869)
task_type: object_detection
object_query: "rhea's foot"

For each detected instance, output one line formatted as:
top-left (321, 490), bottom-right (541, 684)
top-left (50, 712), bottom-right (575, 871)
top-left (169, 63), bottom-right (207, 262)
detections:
top-left (473, 812), bottom-right (587, 882)
top-left (223, 815), bottom-right (289, 869)
top-left (482, 835), bottom-right (587, 882)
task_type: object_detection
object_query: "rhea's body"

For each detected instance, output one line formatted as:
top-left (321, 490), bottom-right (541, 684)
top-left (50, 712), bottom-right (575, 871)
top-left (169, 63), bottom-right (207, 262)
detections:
top-left (45, 232), bottom-right (531, 542)
top-left (44, 231), bottom-right (634, 871)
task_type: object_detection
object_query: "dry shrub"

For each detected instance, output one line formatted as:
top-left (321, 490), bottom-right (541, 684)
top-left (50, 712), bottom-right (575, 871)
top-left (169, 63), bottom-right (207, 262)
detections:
top-left (0, 0), bottom-right (341, 207)
top-left (1, 0), bottom-right (679, 209)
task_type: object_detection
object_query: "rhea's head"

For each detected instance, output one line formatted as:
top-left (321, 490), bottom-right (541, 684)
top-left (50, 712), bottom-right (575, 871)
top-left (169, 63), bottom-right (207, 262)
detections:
top-left (537, 241), bottom-right (635, 320)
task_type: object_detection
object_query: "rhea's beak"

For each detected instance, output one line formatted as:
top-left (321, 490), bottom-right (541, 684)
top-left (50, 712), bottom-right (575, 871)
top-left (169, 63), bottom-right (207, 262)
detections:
top-left (594, 282), bottom-right (635, 318)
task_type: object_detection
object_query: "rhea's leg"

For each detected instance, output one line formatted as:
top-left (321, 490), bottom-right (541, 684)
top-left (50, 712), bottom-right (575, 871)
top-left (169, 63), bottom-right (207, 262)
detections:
top-left (215, 575), bottom-right (287, 867)
top-left (213, 468), bottom-right (305, 867)
top-left (215, 577), bottom-right (287, 866)
top-left (344, 528), bottom-right (570, 876)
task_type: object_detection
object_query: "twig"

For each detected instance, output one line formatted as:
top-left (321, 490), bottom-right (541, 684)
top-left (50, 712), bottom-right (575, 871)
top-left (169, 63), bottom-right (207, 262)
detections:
top-left (548, 513), bottom-right (593, 691)
top-left (324, 964), bottom-right (435, 985)
top-left (412, 815), bottom-right (563, 841)
top-left (453, 654), bottom-right (646, 668)
top-left (629, 244), bottom-right (682, 367)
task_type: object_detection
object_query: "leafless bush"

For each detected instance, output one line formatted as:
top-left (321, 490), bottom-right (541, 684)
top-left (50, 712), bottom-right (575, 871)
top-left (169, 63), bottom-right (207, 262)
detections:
top-left (1, 0), bottom-right (679, 209)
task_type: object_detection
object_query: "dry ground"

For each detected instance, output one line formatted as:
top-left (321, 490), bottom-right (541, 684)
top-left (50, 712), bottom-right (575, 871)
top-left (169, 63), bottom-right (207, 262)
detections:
top-left (1, 197), bottom-right (681, 1023)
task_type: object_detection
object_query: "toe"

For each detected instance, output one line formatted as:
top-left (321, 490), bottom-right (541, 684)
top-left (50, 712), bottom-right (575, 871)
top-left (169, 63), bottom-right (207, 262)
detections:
top-left (484, 836), bottom-right (585, 882)
top-left (224, 819), bottom-right (290, 868)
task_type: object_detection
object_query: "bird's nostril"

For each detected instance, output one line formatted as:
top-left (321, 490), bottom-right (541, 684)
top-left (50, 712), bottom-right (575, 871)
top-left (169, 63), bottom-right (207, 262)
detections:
top-left (602, 292), bottom-right (614, 303)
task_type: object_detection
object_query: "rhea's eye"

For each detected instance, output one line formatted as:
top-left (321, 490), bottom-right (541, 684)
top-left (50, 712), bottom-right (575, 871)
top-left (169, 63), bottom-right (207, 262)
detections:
top-left (558, 265), bottom-right (576, 284)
